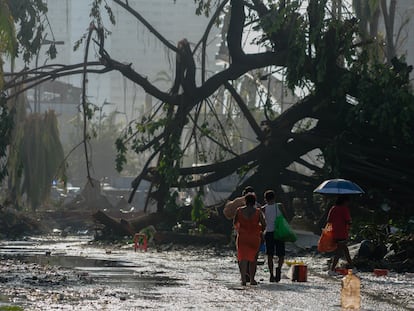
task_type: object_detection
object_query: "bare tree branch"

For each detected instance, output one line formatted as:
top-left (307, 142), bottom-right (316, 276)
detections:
top-left (112, 0), bottom-right (178, 52)
top-left (178, 145), bottom-right (262, 176)
top-left (188, 112), bottom-right (239, 157)
top-left (204, 98), bottom-right (233, 148)
top-left (4, 62), bottom-right (107, 94)
top-left (100, 54), bottom-right (176, 105)
top-left (81, 24), bottom-right (95, 182)
top-left (128, 144), bottom-right (162, 203)
top-left (193, 0), bottom-right (229, 84)
top-left (224, 81), bottom-right (265, 141)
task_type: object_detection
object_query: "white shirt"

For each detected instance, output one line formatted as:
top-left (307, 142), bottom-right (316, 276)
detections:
top-left (263, 203), bottom-right (280, 232)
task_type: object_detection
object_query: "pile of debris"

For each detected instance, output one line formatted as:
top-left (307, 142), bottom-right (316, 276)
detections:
top-left (0, 206), bottom-right (44, 238)
top-left (353, 232), bottom-right (414, 273)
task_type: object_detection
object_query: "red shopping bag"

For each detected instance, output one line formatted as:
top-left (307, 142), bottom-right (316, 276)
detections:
top-left (317, 223), bottom-right (337, 252)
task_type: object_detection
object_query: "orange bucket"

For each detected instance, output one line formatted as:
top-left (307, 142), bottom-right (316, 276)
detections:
top-left (292, 264), bottom-right (307, 282)
top-left (134, 233), bottom-right (148, 252)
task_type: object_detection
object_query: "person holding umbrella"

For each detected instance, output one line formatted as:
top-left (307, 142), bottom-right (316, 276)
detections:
top-left (314, 179), bottom-right (364, 276)
top-left (327, 195), bottom-right (354, 276)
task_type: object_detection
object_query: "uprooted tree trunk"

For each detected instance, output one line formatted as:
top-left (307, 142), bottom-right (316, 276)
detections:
top-left (93, 210), bottom-right (169, 237)
top-left (93, 210), bottom-right (134, 236)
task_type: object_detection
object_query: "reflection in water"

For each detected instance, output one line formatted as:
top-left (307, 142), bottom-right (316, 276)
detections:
top-left (20, 255), bottom-right (136, 268)
top-left (0, 239), bottom-right (181, 290)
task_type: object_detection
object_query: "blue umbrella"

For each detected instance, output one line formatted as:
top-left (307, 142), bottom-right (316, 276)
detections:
top-left (313, 179), bottom-right (365, 195)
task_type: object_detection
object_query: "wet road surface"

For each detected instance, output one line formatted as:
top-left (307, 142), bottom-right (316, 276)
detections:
top-left (0, 236), bottom-right (413, 310)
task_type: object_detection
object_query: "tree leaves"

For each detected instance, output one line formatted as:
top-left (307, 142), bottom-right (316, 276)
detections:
top-left (194, 0), bottom-right (221, 17)
top-left (352, 56), bottom-right (414, 143)
top-left (0, 0), bottom-right (17, 58)
top-left (7, 0), bottom-right (48, 63)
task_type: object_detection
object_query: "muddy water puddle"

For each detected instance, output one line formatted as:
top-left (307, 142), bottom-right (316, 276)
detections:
top-left (0, 238), bottom-right (180, 290)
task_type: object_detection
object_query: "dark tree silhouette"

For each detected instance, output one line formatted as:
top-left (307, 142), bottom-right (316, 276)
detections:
top-left (2, 0), bottom-right (414, 216)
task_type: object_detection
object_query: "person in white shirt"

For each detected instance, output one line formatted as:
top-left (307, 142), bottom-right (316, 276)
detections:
top-left (262, 190), bottom-right (286, 282)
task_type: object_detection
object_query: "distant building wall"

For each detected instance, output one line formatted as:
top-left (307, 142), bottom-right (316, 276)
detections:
top-left (12, 1), bottom-right (220, 122)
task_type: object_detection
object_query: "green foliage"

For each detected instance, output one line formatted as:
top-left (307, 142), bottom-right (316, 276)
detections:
top-left (0, 1), bottom-right (59, 188)
top-left (354, 223), bottom-right (388, 244)
top-left (90, 0), bottom-right (116, 25)
top-left (191, 191), bottom-right (207, 223)
top-left (73, 32), bottom-right (89, 52)
top-left (236, 164), bottom-right (251, 178)
top-left (6, 0), bottom-right (57, 63)
top-left (74, 0), bottom-right (115, 51)
top-left (251, 1), bottom-right (360, 91)
top-left (322, 55), bottom-right (414, 177)
top-left (0, 0), bottom-right (17, 59)
top-left (307, 0), bottom-right (327, 46)
top-left (350, 57), bottom-right (414, 143)
top-left (253, 1), bottom-right (307, 89)
top-left (165, 190), bottom-right (179, 214)
top-left (115, 116), bottom-right (169, 172)
top-left (0, 1), bottom-right (17, 181)
top-left (115, 137), bottom-right (127, 172)
top-left (388, 231), bottom-right (414, 256)
top-left (198, 121), bottom-right (211, 137)
top-left (192, 0), bottom-right (220, 17)
top-left (158, 143), bottom-right (182, 186)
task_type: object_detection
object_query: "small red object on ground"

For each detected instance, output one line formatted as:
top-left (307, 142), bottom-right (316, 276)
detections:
top-left (335, 268), bottom-right (348, 275)
top-left (292, 264), bottom-right (307, 282)
top-left (373, 269), bottom-right (388, 276)
top-left (134, 233), bottom-right (148, 252)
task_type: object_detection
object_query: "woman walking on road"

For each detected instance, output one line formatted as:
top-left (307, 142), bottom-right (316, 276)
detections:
top-left (233, 193), bottom-right (266, 286)
top-left (327, 195), bottom-right (354, 275)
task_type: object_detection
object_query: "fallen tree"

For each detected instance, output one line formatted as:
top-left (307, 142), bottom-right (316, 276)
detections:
top-left (2, 1), bottom-right (413, 230)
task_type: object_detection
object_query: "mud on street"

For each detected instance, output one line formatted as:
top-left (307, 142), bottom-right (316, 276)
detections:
top-left (0, 235), bottom-right (413, 311)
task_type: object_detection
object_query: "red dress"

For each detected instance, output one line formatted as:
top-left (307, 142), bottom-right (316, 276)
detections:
top-left (235, 207), bottom-right (262, 261)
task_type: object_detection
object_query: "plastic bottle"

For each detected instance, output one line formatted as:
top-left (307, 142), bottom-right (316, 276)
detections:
top-left (341, 269), bottom-right (361, 310)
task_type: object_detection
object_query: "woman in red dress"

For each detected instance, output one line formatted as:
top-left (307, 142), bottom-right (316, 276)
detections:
top-left (233, 193), bottom-right (266, 285)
